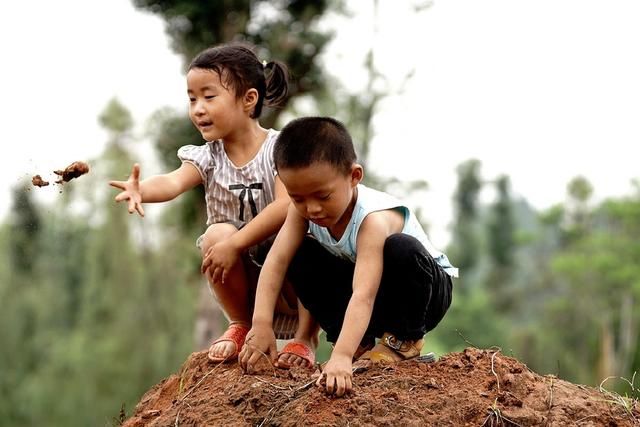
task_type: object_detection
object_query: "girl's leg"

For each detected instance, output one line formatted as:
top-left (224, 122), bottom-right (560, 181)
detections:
top-left (200, 223), bottom-right (253, 360)
top-left (369, 233), bottom-right (453, 342)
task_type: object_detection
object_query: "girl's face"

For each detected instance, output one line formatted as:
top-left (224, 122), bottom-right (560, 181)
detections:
top-left (279, 161), bottom-right (363, 237)
top-left (187, 68), bottom-right (253, 141)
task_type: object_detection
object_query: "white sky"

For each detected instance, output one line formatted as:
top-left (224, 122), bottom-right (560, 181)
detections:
top-left (1, 0), bottom-right (639, 247)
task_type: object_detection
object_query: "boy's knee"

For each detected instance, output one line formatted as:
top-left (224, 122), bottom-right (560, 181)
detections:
top-left (199, 223), bottom-right (238, 254)
top-left (383, 233), bottom-right (424, 261)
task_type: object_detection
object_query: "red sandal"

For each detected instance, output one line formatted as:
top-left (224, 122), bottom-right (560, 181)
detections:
top-left (208, 323), bottom-right (249, 363)
top-left (277, 341), bottom-right (316, 369)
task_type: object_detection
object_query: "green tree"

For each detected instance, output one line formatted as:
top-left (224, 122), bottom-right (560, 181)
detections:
top-left (449, 159), bottom-right (483, 274)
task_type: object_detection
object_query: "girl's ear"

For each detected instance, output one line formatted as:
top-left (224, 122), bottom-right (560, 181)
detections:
top-left (243, 88), bottom-right (259, 113)
top-left (350, 164), bottom-right (364, 186)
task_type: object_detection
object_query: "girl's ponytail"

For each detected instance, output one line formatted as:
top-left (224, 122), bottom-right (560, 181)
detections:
top-left (263, 61), bottom-right (289, 109)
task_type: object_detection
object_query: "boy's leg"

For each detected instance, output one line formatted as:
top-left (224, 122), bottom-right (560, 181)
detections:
top-left (369, 233), bottom-right (453, 342)
top-left (200, 223), bottom-right (253, 361)
top-left (286, 237), bottom-right (356, 345)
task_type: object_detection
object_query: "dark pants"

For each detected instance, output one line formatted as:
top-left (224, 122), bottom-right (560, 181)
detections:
top-left (287, 234), bottom-right (453, 344)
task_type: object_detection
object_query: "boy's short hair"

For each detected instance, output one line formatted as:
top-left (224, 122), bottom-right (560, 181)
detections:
top-left (274, 117), bottom-right (357, 174)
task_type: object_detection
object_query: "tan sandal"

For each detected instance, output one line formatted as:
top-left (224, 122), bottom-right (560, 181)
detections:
top-left (359, 332), bottom-right (424, 363)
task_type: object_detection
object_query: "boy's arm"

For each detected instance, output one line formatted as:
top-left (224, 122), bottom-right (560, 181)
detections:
top-left (239, 204), bottom-right (308, 371)
top-left (252, 203), bottom-right (307, 327)
top-left (333, 213), bottom-right (391, 359)
top-left (321, 211), bottom-right (402, 396)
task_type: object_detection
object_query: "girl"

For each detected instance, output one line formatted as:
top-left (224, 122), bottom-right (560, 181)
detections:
top-left (109, 43), bottom-right (317, 367)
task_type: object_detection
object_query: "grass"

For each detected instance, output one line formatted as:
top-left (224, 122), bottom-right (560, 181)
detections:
top-left (597, 372), bottom-right (639, 423)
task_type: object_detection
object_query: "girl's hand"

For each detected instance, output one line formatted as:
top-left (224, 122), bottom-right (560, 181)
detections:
top-left (239, 326), bottom-right (277, 373)
top-left (109, 163), bottom-right (145, 217)
top-left (316, 353), bottom-right (353, 397)
top-left (200, 240), bottom-right (241, 285)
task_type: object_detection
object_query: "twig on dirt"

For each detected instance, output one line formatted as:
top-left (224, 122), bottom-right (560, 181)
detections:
top-left (174, 361), bottom-right (225, 426)
top-left (455, 329), bottom-right (475, 347)
top-left (546, 376), bottom-right (555, 410)
top-left (490, 349), bottom-right (501, 394)
top-left (294, 378), bottom-right (318, 393)
top-left (254, 376), bottom-right (290, 391)
top-left (384, 397), bottom-right (432, 416)
top-left (482, 399), bottom-right (522, 427)
top-left (257, 407), bottom-right (276, 427)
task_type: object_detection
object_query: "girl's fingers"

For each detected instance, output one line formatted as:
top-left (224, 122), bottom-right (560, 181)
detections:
top-left (135, 203), bottom-right (145, 217)
top-left (131, 163), bottom-right (141, 181)
top-left (109, 180), bottom-right (125, 190)
top-left (114, 192), bottom-right (129, 202)
top-left (212, 267), bottom-right (222, 285)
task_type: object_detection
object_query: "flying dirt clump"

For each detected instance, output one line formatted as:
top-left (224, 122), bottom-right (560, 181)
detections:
top-left (53, 161), bottom-right (90, 184)
top-left (31, 175), bottom-right (50, 187)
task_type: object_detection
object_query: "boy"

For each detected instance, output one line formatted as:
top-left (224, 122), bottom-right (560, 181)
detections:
top-left (239, 117), bottom-right (457, 396)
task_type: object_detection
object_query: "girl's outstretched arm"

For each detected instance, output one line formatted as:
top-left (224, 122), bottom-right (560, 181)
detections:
top-left (109, 163), bottom-right (202, 216)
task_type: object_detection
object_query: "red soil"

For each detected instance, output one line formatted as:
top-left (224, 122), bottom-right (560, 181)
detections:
top-left (122, 347), bottom-right (639, 426)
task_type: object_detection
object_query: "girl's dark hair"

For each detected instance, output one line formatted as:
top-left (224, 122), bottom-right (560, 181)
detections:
top-left (274, 117), bottom-right (357, 175)
top-left (189, 43), bottom-right (289, 118)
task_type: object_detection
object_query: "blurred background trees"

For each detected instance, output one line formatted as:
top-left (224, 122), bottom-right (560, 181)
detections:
top-left (0, 1), bottom-right (638, 426)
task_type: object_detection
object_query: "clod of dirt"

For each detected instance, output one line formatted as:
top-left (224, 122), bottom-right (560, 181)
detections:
top-left (122, 347), bottom-right (640, 427)
top-left (31, 175), bottom-right (50, 187)
top-left (54, 161), bottom-right (90, 184)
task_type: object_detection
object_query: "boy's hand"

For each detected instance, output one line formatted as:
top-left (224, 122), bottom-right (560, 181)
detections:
top-left (239, 326), bottom-right (277, 373)
top-left (317, 353), bottom-right (353, 397)
top-left (200, 240), bottom-right (241, 285)
top-left (109, 163), bottom-right (145, 217)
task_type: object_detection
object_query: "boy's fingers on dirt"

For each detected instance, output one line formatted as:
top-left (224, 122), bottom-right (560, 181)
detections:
top-left (335, 377), bottom-right (346, 397)
top-left (325, 375), bottom-right (335, 395)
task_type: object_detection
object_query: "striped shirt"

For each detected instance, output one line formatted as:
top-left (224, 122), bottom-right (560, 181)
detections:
top-left (178, 129), bottom-right (279, 228)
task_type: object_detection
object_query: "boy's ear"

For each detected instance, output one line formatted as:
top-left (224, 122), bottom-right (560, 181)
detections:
top-left (350, 164), bottom-right (364, 186)
top-left (243, 88), bottom-right (259, 112)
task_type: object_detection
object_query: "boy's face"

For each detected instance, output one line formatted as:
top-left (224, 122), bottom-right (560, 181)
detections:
top-left (186, 68), bottom-right (249, 141)
top-left (279, 161), bottom-right (363, 230)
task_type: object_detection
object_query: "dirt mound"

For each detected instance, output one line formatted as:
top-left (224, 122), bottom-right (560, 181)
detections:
top-left (122, 347), bottom-right (639, 426)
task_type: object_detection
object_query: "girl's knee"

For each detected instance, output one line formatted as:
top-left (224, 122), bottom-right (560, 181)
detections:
top-left (199, 223), bottom-right (238, 254)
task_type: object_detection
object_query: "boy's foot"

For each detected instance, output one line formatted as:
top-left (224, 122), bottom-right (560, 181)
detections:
top-left (277, 340), bottom-right (316, 369)
top-left (208, 322), bottom-right (249, 363)
top-left (358, 332), bottom-right (424, 363)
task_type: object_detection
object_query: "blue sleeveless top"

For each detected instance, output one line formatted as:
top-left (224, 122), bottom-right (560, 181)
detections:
top-left (308, 184), bottom-right (458, 277)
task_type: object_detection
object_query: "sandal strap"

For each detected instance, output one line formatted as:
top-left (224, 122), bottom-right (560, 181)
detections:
top-left (209, 323), bottom-right (249, 362)
top-left (380, 332), bottom-right (424, 359)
